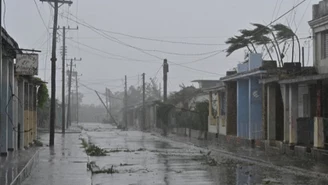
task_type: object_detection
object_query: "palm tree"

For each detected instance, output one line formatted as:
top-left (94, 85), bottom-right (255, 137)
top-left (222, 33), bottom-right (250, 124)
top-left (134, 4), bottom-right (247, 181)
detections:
top-left (239, 29), bottom-right (257, 53)
top-left (225, 35), bottom-right (253, 57)
top-left (251, 35), bottom-right (274, 61)
top-left (272, 23), bottom-right (300, 64)
top-left (251, 23), bottom-right (283, 66)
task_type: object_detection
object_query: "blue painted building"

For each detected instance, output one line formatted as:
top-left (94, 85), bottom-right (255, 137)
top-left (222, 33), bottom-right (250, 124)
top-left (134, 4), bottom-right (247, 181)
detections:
top-left (222, 53), bottom-right (267, 140)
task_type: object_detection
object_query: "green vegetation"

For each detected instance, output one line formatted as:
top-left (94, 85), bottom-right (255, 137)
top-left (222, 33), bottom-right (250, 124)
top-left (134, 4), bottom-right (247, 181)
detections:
top-left (80, 138), bottom-right (109, 156)
top-left (33, 140), bottom-right (43, 147)
top-left (37, 83), bottom-right (49, 108)
top-left (87, 161), bottom-right (118, 174)
top-left (80, 138), bottom-right (88, 149)
top-left (225, 23), bottom-right (301, 67)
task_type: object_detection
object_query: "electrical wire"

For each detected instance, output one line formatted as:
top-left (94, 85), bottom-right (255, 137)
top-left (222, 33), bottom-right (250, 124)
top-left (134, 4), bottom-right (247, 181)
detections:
top-left (177, 50), bottom-right (225, 65)
top-left (271, 0), bottom-right (279, 21)
top-left (79, 82), bottom-right (124, 101)
top-left (62, 14), bottom-right (231, 76)
top-left (295, 0), bottom-right (313, 33)
top-left (33, 0), bottom-right (49, 32)
top-left (2, 0), bottom-right (6, 29)
top-left (64, 12), bottom-right (225, 47)
top-left (153, 65), bottom-right (163, 79)
top-left (6, 83), bottom-right (32, 133)
top-left (67, 39), bottom-right (158, 63)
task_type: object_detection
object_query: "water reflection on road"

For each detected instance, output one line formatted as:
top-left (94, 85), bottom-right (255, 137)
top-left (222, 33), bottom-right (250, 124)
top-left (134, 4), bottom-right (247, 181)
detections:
top-left (82, 123), bottom-right (328, 185)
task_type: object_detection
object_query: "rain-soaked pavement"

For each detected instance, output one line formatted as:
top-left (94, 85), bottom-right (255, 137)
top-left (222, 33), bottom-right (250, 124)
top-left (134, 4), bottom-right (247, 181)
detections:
top-left (22, 123), bottom-right (328, 185)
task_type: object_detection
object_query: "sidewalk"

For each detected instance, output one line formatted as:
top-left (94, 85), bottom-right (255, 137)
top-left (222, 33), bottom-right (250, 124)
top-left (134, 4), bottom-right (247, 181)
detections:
top-left (22, 125), bottom-right (91, 185)
top-left (160, 131), bottom-right (328, 179)
top-left (0, 147), bottom-right (39, 185)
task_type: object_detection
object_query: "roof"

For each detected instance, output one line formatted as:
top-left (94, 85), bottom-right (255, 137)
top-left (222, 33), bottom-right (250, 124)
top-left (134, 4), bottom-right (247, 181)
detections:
top-left (220, 68), bottom-right (267, 82)
top-left (279, 73), bottom-right (328, 84)
top-left (202, 82), bottom-right (225, 92)
top-left (2, 27), bottom-right (21, 55)
top-left (191, 79), bottom-right (221, 83)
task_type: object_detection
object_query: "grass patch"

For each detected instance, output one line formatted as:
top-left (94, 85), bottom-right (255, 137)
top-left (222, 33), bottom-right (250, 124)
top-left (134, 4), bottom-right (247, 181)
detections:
top-left (80, 138), bottom-right (108, 156)
top-left (85, 144), bottom-right (109, 156)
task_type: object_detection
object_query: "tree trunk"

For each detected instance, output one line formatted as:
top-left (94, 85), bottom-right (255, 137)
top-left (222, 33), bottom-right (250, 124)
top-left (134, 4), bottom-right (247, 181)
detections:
top-left (264, 44), bottom-right (274, 61)
top-left (291, 37), bottom-right (295, 63)
top-left (271, 41), bottom-right (282, 67)
top-left (295, 35), bottom-right (301, 63)
top-left (250, 43), bottom-right (257, 53)
top-left (271, 32), bottom-right (283, 66)
top-left (246, 46), bottom-right (253, 53)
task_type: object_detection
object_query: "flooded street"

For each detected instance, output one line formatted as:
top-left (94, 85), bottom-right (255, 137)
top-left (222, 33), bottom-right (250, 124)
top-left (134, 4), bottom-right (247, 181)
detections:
top-left (82, 123), bottom-right (328, 185)
top-left (21, 122), bottom-right (328, 185)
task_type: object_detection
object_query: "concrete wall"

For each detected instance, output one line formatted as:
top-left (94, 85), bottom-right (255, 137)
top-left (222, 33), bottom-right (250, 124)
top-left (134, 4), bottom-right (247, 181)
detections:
top-left (237, 79), bottom-right (249, 138)
top-left (226, 82), bottom-right (237, 135)
top-left (298, 84), bottom-right (310, 117)
top-left (249, 77), bottom-right (263, 139)
top-left (310, 1), bottom-right (328, 73)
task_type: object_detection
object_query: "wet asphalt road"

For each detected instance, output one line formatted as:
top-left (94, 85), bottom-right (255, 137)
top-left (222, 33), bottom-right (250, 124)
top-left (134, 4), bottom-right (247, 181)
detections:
top-left (23, 123), bottom-right (328, 185)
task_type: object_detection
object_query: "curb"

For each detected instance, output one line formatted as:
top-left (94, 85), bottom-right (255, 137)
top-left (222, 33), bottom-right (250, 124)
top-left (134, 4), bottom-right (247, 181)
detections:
top-left (10, 149), bottom-right (40, 185)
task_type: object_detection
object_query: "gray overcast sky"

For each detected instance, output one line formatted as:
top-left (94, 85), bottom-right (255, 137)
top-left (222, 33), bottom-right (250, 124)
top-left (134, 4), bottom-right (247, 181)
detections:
top-left (6, 0), bottom-right (316, 104)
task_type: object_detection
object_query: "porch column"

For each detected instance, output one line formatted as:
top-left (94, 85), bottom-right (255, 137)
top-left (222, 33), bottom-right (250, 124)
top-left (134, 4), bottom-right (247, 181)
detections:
top-left (8, 61), bottom-right (14, 151)
top-left (289, 84), bottom-right (298, 145)
top-left (208, 92), bottom-right (213, 117)
top-left (24, 82), bottom-right (29, 148)
top-left (33, 86), bottom-right (37, 141)
top-left (18, 79), bottom-right (24, 149)
top-left (314, 80), bottom-right (324, 148)
top-left (281, 84), bottom-right (290, 143)
top-left (267, 84), bottom-right (276, 140)
top-left (0, 58), bottom-right (8, 155)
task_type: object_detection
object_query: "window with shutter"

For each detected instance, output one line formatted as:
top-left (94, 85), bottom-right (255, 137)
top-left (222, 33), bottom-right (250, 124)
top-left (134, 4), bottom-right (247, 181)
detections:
top-left (321, 31), bottom-right (328, 59)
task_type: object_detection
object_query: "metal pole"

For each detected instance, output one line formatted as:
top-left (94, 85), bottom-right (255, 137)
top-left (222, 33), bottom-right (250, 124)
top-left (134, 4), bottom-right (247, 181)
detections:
top-left (163, 59), bottom-right (169, 136)
top-left (142, 73), bottom-right (146, 131)
top-left (163, 59), bottom-right (168, 102)
top-left (61, 26), bottom-right (66, 133)
top-left (76, 73), bottom-right (79, 124)
top-left (302, 46), bottom-right (305, 67)
top-left (124, 75), bottom-right (128, 129)
top-left (49, 0), bottom-right (59, 146)
top-left (67, 59), bottom-right (73, 128)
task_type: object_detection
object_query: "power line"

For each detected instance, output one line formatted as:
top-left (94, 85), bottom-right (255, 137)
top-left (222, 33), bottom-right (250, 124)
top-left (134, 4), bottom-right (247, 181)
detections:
top-left (67, 39), bottom-right (159, 63)
top-left (64, 15), bottom-right (225, 57)
top-left (64, 12), bottom-right (225, 46)
top-left (295, 0), bottom-right (313, 33)
top-left (177, 50), bottom-right (225, 65)
top-left (142, 48), bottom-right (224, 56)
top-left (2, 0), bottom-right (6, 29)
top-left (33, 0), bottom-right (49, 32)
top-left (79, 82), bottom-right (124, 101)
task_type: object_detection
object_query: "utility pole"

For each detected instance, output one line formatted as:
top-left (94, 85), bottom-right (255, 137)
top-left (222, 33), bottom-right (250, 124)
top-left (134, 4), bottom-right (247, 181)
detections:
top-left (67, 59), bottom-right (73, 128)
top-left (105, 88), bottom-right (109, 122)
top-left (66, 57), bottom-right (81, 128)
top-left (41, 0), bottom-right (73, 146)
top-left (163, 59), bottom-right (169, 136)
top-left (163, 59), bottom-right (169, 102)
top-left (75, 73), bottom-right (79, 124)
top-left (124, 76), bottom-right (128, 130)
top-left (61, 26), bottom-right (66, 134)
top-left (142, 73), bottom-right (146, 131)
top-left (60, 26), bottom-right (78, 134)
